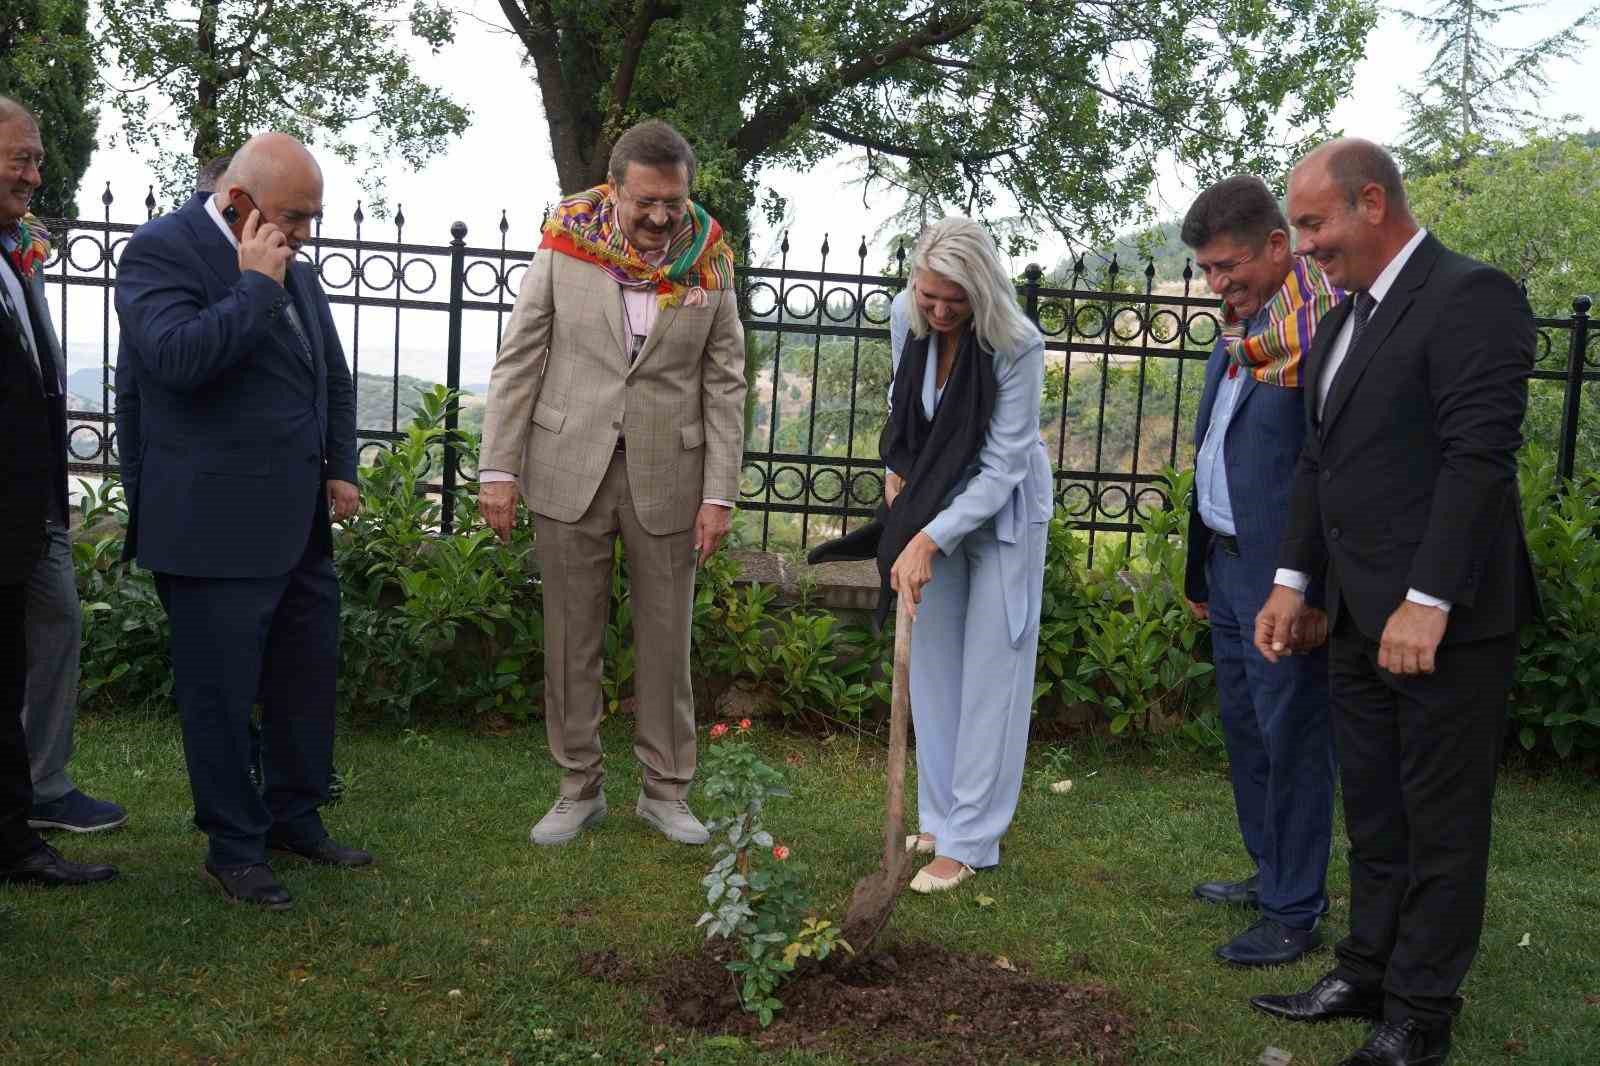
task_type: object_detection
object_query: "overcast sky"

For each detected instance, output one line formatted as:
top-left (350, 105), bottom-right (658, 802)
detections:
top-left (55, 0), bottom-right (1599, 385)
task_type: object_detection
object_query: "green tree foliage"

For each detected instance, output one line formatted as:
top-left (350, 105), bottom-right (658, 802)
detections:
top-left (0, 0), bottom-right (97, 218)
top-left (1396, 0), bottom-right (1597, 172)
top-left (491, 0), bottom-right (1375, 246)
top-left (1408, 135), bottom-right (1600, 315)
top-left (98, 0), bottom-right (470, 209)
top-left (1410, 135), bottom-right (1600, 483)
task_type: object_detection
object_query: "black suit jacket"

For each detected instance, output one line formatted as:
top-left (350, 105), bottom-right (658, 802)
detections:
top-left (1278, 233), bottom-right (1540, 645)
top-left (113, 197), bottom-right (357, 578)
top-left (0, 253), bottom-right (67, 586)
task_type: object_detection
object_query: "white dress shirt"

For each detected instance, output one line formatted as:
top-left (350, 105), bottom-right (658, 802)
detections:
top-left (1273, 227), bottom-right (1450, 613)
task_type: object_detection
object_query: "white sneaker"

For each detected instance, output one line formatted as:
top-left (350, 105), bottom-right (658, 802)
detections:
top-left (529, 794), bottom-right (607, 846)
top-left (635, 793), bottom-right (710, 845)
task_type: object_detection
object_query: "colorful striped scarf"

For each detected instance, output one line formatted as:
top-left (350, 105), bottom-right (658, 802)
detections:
top-left (539, 183), bottom-right (735, 308)
top-left (1221, 257), bottom-right (1344, 387)
top-left (0, 213), bottom-right (51, 282)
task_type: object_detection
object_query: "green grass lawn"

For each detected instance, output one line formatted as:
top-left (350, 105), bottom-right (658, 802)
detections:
top-left (3, 711), bottom-right (1597, 1065)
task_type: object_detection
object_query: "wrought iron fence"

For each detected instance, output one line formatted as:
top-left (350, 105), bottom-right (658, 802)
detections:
top-left (42, 190), bottom-right (1598, 558)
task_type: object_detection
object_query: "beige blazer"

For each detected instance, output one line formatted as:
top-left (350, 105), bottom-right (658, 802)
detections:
top-left (479, 249), bottom-right (747, 535)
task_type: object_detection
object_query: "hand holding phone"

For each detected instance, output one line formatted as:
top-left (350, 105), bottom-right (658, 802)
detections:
top-left (231, 194), bottom-right (291, 286)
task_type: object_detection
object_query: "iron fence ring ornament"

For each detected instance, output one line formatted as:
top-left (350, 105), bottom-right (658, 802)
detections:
top-left (316, 251), bottom-right (357, 290)
top-left (744, 282), bottom-right (780, 318)
top-left (1133, 484), bottom-right (1171, 520)
top-left (769, 464), bottom-right (808, 502)
top-left (821, 287), bottom-right (859, 323)
top-left (1073, 304), bottom-right (1108, 339)
top-left (782, 283), bottom-right (819, 320)
top-left (1111, 306), bottom-right (1146, 343)
top-left (808, 466), bottom-right (846, 504)
top-left (1057, 481), bottom-right (1095, 518)
top-left (66, 233), bottom-right (108, 271)
top-left (861, 289), bottom-right (896, 324)
top-left (462, 259), bottom-right (503, 298)
top-left (358, 253), bottom-right (401, 291)
top-left (501, 262), bottom-right (528, 299)
top-left (400, 257), bottom-right (438, 295)
top-left (68, 423), bottom-right (106, 462)
top-left (1097, 483), bottom-right (1133, 520)
top-left (848, 468), bottom-right (886, 504)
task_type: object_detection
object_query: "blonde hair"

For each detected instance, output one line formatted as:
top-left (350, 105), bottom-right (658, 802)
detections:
top-left (905, 217), bottom-right (1039, 360)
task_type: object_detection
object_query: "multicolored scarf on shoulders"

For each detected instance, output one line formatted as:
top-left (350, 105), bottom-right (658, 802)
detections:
top-left (539, 183), bottom-right (735, 308)
top-left (1221, 257), bottom-right (1344, 387)
top-left (0, 213), bottom-right (52, 282)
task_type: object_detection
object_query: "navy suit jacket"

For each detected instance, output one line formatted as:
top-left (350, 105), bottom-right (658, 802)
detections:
top-left (1184, 333), bottom-right (1315, 606)
top-left (114, 196), bottom-right (356, 578)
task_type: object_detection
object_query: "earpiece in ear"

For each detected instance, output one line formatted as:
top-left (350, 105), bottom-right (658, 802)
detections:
top-left (222, 204), bottom-right (239, 224)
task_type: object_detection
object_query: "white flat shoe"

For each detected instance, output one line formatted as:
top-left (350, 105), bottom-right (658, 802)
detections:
top-left (908, 861), bottom-right (975, 894)
top-left (904, 834), bottom-right (936, 855)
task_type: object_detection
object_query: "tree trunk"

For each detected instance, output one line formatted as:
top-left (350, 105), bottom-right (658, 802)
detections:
top-left (192, 0), bottom-right (221, 161)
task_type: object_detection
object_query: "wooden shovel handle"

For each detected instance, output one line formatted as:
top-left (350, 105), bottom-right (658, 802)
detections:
top-left (882, 593), bottom-right (913, 868)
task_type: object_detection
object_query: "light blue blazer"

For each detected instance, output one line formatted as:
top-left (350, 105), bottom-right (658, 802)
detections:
top-left (886, 290), bottom-right (1052, 644)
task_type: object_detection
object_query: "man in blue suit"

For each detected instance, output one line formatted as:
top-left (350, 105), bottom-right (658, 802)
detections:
top-left (114, 132), bottom-right (371, 910)
top-left (1180, 175), bottom-right (1335, 965)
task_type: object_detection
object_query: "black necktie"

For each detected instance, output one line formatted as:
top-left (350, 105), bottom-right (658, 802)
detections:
top-left (1347, 290), bottom-right (1376, 357)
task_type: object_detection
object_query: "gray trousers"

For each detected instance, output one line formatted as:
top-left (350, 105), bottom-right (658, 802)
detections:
top-left (22, 520), bottom-right (80, 804)
top-left (534, 452), bottom-right (699, 802)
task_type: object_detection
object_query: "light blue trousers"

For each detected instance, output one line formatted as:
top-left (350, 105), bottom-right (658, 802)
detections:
top-left (909, 520), bottom-right (1045, 869)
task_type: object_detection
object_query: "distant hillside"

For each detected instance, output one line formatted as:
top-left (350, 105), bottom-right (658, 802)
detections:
top-left (66, 367), bottom-right (482, 434)
top-left (1047, 220), bottom-right (1193, 288)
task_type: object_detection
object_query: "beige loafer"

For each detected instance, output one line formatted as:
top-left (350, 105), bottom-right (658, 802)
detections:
top-left (904, 833), bottom-right (936, 855)
top-left (908, 861), bottom-right (975, 894)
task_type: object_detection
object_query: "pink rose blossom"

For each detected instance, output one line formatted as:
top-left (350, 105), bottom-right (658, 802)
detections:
top-left (737, 718), bottom-right (752, 732)
top-left (709, 723), bottom-right (728, 739)
top-left (772, 844), bottom-right (790, 861)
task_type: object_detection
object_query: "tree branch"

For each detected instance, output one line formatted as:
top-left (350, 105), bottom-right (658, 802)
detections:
top-left (812, 120), bottom-right (1017, 164)
top-left (731, 8), bottom-right (985, 167)
top-left (607, 1), bottom-right (664, 125)
top-left (498, 0), bottom-right (589, 190)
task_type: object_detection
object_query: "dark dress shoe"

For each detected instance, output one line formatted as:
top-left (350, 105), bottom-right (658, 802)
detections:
top-left (1337, 1019), bottom-right (1452, 1065)
top-left (1216, 917), bottom-right (1322, 966)
top-left (203, 862), bottom-right (293, 910)
top-left (1251, 971), bottom-right (1383, 1023)
top-left (268, 835), bottom-right (373, 867)
top-left (1193, 873), bottom-right (1259, 906)
top-left (0, 844), bottom-right (118, 886)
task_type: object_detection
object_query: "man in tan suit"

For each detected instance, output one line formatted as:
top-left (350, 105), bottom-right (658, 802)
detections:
top-left (479, 120), bottom-right (746, 846)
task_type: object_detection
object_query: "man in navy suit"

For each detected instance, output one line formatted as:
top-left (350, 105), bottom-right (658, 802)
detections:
top-left (115, 132), bottom-right (372, 910)
top-left (1180, 175), bottom-right (1335, 966)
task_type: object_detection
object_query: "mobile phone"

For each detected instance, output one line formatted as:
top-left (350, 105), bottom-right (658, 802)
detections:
top-left (222, 189), bottom-right (262, 226)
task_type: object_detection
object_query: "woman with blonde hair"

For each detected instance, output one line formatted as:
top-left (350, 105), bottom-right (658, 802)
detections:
top-left (814, 216), bottom-right (1051, 892)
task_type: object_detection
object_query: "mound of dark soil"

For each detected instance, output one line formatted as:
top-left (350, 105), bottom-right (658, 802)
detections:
top-left (641, 941), bottom-right (1131, 1065)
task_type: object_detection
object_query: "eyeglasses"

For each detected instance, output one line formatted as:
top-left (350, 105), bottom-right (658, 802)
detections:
top-left (1195, 248), bottom-right (1258, 281)
top-left (617, 186), bottom-right (688, 215)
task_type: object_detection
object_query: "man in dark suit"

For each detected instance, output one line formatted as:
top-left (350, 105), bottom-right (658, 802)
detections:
top-left (0, 95), bottom-right (117, 888)
top-left (1179, 175), bottom-right (1335, 967)
top-left (115, 131), bottom-right (372, 911)
top-left (1251, 139), bottom-right (1538, 1066)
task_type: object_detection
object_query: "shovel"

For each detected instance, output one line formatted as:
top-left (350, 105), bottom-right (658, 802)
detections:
top-left (839, 592), bottom-right (918, 955)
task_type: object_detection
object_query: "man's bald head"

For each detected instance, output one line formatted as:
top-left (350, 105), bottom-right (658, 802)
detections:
top-left (1296, 138), bottom-right (1410, 219)
top-left (213, 132), bottom-right (324, 250)
top-left (1287, 137), bottom-right (1419, 291)
top-left (219, 132), bottom-right (322, 197)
